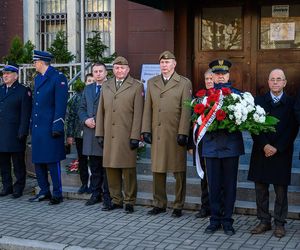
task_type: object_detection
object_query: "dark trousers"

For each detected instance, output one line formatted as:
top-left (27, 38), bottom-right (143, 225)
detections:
top-left (35, 162), bottom-right (62, 198)
top-left (200, 157), bottom-right (210, 211)
top-left (75, 138), bottom-right (89, 185)
top-left (0, 152), bottom-right (26, 193)
top-left (206, 157), bottom-right (239, 226)
top-left (255, 182), bottom-right (288, 226)
top-left (89, 155), bottom-right (110, 203)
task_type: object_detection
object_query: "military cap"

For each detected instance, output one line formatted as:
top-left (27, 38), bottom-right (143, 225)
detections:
top-left (209, 59), bottom-right (232, 73)
top-left (33, 50), bottom-right (54, 62)
top-left (2, 63), bottom-right (19, 73)
top-left (159, 50), bottom-right (176, 61)
top-left (113, 56), bottom-right (129, 65)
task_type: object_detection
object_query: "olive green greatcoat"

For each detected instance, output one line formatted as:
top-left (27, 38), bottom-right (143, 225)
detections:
top-left (142, 72), bottom-right (192, 173)
top-left (95, 76), bottom-right (144, 168)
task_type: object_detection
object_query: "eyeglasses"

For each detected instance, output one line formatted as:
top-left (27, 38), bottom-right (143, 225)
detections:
top-left (269, 78), bottom-right (285, 83)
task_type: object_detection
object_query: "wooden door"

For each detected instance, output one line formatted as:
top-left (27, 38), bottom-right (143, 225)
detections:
top-left (193, 4), bottom-right (253, 93)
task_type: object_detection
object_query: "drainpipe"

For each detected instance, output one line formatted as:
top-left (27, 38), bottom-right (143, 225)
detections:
top-left (80, 0), bottom-right (85, 82)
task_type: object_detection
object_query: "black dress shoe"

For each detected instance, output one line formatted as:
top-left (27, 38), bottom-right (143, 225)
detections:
top-left (85, 196), bottom-right (101, 206)
top-left (102, 203), bottom-right (123, 211)
top-left (125, 204), bottom-right (134, 214)
top-left (12, 192), bottom-right (23, 199)
top-left (0, 189), bottom-right (13, 197)
top-left (171, 209), bottom-right (182, 218)
top-left (223, 224), bottom-right (235, 236)
top-left (147, 207), bottom-right (166, 215)
top-left (204, 224), bottom-right (221, 234)
top-left (49, 196), bottom-right (63, 205)
top-left (28, 193), bottom-right (52, 202)
top-left (77, 184), bottom-right (88, 194)
top-left (195, 209), bottom-right (210, 218)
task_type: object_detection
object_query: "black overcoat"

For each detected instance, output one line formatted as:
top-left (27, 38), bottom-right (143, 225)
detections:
top-left (248, 92), bottom-right (298, 185)
top-left (0, 81), bottom-right (32, 152)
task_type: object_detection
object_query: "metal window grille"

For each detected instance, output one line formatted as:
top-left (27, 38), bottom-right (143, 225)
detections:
top-left (38, 0), bottom-right (67, 50)
top-left (85, 0), bottom-right (112, 56)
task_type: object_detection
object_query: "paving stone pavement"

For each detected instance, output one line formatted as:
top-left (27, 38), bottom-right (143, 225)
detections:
top-left (0, 178), bottom-right (299, 249)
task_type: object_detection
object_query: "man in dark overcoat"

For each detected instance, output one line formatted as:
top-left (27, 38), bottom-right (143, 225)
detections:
top-left (78, 63), bottom-right (111, 207)
top-left (202, 60), bottom-right (244, 236)
top-left (29, 50), bottom-right (68, 205)
top-left (0, 63), bottom-right (32, 198)
top-left (248, 69), bottom-right (298, 238)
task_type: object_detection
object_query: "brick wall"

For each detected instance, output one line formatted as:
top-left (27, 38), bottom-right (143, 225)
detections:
top-left (0, 0), bottom-right (23, 62)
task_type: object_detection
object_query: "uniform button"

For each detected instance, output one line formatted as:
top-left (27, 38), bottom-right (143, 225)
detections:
top-left (113, 110), bottom-right (115, 112)
top-left (114, 96), bottom-right (116, 99)
top-left (36, 103), bottom-right (38, 106)
top-left (37, 91), bottom-right (40, 94)
top-left (160, 94), bottom-right (163, 98)
top-left (158, 137), bottom-right (160, 140)
top-left (158, 122), bottom-right (161, 126)
top-left (35, 114), bottom-right (37, 117)
top-left (112, 136), bottom-right (114, 138)
top-left (112, 123), bottom-right (115, 125)
top-left (159, 109), bottom-right (161, 112)
top-left (34, 125), bottom-right (37, 127)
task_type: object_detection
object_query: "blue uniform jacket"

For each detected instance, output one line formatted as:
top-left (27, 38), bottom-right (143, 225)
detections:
top-left (201, 82), bottom-right (245, 158)
top-left (31, 66), bottom-right (68, 163)
top-left (0, 81), bottom-right (32, 152)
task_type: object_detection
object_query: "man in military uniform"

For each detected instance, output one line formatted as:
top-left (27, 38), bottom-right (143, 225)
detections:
top-left (29, 50), bottom-right (68, 205)
top-left (202, 59), bottom-right (244, 235)
top-left (142, 51), bottom-right (192, 218)
top-left (0, 63), bottom-right (32, 198)
top-left (78, 63), bottom-right (111, 207)
top-left (95, 56), bottom-right (144, 213)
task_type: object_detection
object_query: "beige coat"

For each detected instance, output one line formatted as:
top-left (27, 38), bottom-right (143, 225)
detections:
top-left (95, 76), bottom-right (144, 168)
top-left (142, 72), bottom-right (192, 173)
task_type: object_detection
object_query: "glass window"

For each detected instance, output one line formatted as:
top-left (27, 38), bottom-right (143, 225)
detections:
top-left (260, 5), bottom-right (300, 49)
top-left (201, 7), bottom-right (243, 50)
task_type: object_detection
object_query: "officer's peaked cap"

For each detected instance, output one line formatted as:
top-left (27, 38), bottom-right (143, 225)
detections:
top-left (33, 50), bottom-right (54, 62)
top-left (2, 62), bottom-right (19, 73)
top-left (113, 56), bottom-right (129, 65)
top-left (159, 51), bottom-right (176, 61)
top-left (209, 59), bottom-right (232, 73)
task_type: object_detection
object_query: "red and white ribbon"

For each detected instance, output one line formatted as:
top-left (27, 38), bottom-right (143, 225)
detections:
top-left (193, 92), bottom-right (224, 178)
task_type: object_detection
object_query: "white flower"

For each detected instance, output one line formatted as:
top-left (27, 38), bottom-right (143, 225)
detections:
top-left (242, 92), bottom-right (255, 105)
top-left (255, 105), bottom-right (266, 116)
top-left (253, 113), bottom-right (260, 122)
top-left (231, 93), bottom-right (241, 101)
top-left (246, 104), bottom-right (255, 112)
top-left (258, 116), bottom-right (266, 123)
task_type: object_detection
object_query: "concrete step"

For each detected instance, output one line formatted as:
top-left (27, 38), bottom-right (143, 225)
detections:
top-left (137, 159), bottom-right (300, 185)
top-left (58, 186), bottom-right (300, 220)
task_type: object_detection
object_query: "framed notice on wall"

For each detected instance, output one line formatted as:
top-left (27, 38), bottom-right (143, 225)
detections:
top-left (140, 64), bottom-right (161, 94)
top-left (270, 22), bottom-right (295, 41)
top-left (272, 5), bottom-right (289, 17)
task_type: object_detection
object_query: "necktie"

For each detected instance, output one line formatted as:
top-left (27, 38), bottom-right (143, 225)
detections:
top-left (273, 96), bottom-right (280, 103)
top-left (116, 80), bottom-right (122, 90)
top-left (96, 85), bottom-right (101, 94)
top-left (6, 87), bottom-right (9, 94)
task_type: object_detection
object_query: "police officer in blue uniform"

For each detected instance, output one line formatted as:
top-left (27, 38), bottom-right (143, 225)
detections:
top-left (0, 63), bottom-right (32, 198)
top-left (28, 50), bottom-right (68, 205)
top-left (202, 60), bottom-right (244, 235)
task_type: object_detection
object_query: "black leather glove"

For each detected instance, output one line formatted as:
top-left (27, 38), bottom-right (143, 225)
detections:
top-left (52, 131), bottom-right (62, 138)
top-left (130, 139), bottom-right (139, 150)
top-left (177, 134), bottom-right (188, 146)
top-left (142, 132), bottom-right (152, 144)
top-left (98, 136), bottom-right (104, 148)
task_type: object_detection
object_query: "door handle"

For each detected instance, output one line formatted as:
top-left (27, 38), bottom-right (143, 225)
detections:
top-left (228, 55), bottom-right (245, 59)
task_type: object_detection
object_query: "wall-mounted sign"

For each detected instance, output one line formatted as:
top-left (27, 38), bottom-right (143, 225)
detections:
top-left (270, 22), bottom-right (295, 41)
top-left (140, 64), bottom-right (161, 94)
top-left (272, 5), bottom-right (289, 18)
